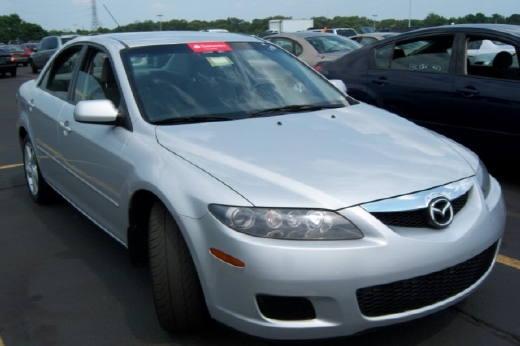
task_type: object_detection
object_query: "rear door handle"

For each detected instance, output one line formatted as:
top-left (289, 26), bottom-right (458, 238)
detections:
top-left (455, 86), bottom-right (480, 97)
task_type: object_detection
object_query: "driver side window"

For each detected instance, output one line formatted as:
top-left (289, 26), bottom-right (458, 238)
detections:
top-left (73, 49), bottom-right (121, 107)
top-left (42, 45), bottom-right (83, 100)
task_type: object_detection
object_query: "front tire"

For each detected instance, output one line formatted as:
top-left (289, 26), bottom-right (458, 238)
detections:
top-left (23, 136), bottom-right (54, 203)
top-left (30, 60), bottom-right (38, 73)
top-left (148, 202), bottom-right (209, 332)
top-left (10, 68), bottom-right (17, 77)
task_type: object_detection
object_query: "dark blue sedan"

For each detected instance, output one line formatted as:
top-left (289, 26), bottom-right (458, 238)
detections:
top-left (317, 24), bottom-right (520, 165)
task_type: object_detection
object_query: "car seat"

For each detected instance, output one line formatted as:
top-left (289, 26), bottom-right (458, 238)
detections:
top-left (492, 51), bottom-right (514, 79)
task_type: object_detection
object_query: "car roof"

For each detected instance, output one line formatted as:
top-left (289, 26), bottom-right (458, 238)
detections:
top-left (308, 27), bottom-right (354, 31)
top-left (352, 32), bottom-right (400, 37)
top-left (401, 23), bottom-right (520, 37)
top-left (265, 31), bottom-right (341, 38)
top-left (68, 31), bottom-right (261, 49)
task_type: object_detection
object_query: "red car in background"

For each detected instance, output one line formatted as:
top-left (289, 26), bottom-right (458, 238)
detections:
top-left (19, 43), bottom-right (38, 66)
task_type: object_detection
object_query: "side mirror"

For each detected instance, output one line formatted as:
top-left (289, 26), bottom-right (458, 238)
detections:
top-left (329, 79), bottom-right (348, 94)
top-left (74, 99), bottom-right (119, 124)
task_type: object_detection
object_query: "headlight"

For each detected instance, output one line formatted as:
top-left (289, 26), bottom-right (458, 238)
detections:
top-left (476, 160), bottom-right (491, 198)
top-left (209, 205), bottom-right (363, 240)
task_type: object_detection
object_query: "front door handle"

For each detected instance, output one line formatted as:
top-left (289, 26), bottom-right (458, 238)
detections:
top-left (59, 121), bottom-right (72, 135)
top-left (371, 77), bottom-right (390, 86)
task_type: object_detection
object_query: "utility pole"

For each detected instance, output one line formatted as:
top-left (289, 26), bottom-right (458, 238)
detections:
top-left (157, 14), bottom-right (164, 31)
top-left (91, 0), bottom-right (100, 31)
top-left (408, 0), bottom-right (412, 27)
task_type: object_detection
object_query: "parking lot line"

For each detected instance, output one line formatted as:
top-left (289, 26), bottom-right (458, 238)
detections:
top-left (497, 254), bottom-right (520, 270)
top-left (0, 163), bottom-right (23, 170)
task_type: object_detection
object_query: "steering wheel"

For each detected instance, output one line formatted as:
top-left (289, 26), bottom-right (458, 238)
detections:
top-left (248, 81), bottom-right (276, 93)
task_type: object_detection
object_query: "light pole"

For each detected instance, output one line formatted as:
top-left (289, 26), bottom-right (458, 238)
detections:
top-left (372, 14), bottom-right (377, 29)
top-left (408, 0), bottom-right (412, 27)
top-left (157, 14), bottom-right (163, 31)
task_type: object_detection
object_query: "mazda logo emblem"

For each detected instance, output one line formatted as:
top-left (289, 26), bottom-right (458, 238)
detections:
top-left (427, 197), bottom-right (454, 229)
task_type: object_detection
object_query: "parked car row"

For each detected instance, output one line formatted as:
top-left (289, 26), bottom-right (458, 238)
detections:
top-left (263, 31), bottom-right (362, 67)
top-left (29, 34), bottom-right (78, 73)
top-left (0, 46), bottom-right (17, 77)
top-left (349, 32), bottom-right (401, 45)
top-left (1, 45), bottom-right (29, 66)
top-left (15, 30), bottom-right (506, 341)
top-left (306, 26), bottom-right (358, 37)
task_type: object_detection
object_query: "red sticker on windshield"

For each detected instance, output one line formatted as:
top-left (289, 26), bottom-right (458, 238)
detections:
top-left (188, 42), bottom-right (232, 52)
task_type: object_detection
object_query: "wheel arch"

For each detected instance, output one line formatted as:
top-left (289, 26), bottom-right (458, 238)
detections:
top-left (127, 189), bottom-right (159, 267)
top-left (18, 126), bottom-right (28, 148)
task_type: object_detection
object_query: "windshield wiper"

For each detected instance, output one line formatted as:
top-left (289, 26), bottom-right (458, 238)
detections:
top-left (249, 104), bottom-right (344, 118)
top-left (152, 116), bottom-right (235, 125)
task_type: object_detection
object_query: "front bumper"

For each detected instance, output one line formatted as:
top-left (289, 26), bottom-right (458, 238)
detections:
top-left (181, 176), bottom-right (505, 340)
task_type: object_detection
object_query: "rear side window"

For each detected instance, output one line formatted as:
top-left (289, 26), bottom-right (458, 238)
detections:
top-left (466, 36), bottom-right (519, 80)
top-left (269, 38), bottom-right (302, 56)
top-left (42, 37), bottom-right (58, 50)
top-left (374, 36), bottom-right (454, 74)
top-left (336, 29), bottom-right (357, 37)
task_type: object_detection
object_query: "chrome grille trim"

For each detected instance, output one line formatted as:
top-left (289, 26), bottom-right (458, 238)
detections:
top-left (360, 177), bottom-right (473, 213)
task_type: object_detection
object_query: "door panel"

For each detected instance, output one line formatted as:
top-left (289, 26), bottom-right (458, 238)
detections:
top-left (28, 87), bottom-right (65, 187)
top-left (451, 75), bottom-right (520, 161)
top-left (57, 102), bottom-right (131, 240)
top-left (367, 35), bottom-right (456, 126)
top-left (56, 49), bottom-right (130, 240)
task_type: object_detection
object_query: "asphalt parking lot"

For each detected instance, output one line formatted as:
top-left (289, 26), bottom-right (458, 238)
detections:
top-left (0, 66), bottom-right (519, 346)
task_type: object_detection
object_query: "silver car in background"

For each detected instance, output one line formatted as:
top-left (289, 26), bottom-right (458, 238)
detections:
top-left (28, 34), bottom-right (78, 73)
top-left (16, 32), bottom-right (505, 341)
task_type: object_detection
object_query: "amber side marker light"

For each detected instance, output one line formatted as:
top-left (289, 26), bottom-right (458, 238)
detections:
top-left (210, 248), bottom-right (245, 268)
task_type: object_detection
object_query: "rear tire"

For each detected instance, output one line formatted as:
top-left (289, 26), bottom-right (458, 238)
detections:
top-left (148, 202), bottom-right (209, 332)
top-left (30, 60), bottom-right (38, 73)
top-left (23, 136), bottom-right (55, 204)
top-left (10, 68), bottom-right (16, 77)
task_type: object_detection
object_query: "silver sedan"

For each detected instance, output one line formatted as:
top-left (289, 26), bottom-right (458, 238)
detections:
top-left (16, 31), bottom-right (505, 341)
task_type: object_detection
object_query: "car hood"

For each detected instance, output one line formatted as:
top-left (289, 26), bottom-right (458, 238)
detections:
top-left (155, 104), bottom-right (475, 209)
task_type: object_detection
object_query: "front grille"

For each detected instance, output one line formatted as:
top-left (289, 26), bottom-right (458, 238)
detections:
top-left (356, 241), bottom-right (497, 317)
top-left (371, 191), bottom-right (469, 228)
top-left (256, 295), bottom-right (316, 320)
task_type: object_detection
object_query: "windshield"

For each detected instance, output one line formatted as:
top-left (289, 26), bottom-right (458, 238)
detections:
top-left (122, 41), bottom-right (349, 124)
top-left (335, 29), bottom-right (358, 37)
top-left (306, 35), bottom-right (362, 53)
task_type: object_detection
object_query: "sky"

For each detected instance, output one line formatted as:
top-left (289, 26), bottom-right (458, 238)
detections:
top-left (1, 0), bottom-right (519, 32)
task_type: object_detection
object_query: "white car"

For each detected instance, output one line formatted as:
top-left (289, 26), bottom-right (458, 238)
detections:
top-left (16, 31), bottom-right (505, 341)
top-left (468, 38), bottom-right (515, 64)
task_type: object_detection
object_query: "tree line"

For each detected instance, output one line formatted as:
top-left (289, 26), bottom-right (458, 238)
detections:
top-left (1, 12), bottom-right (520, 44)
